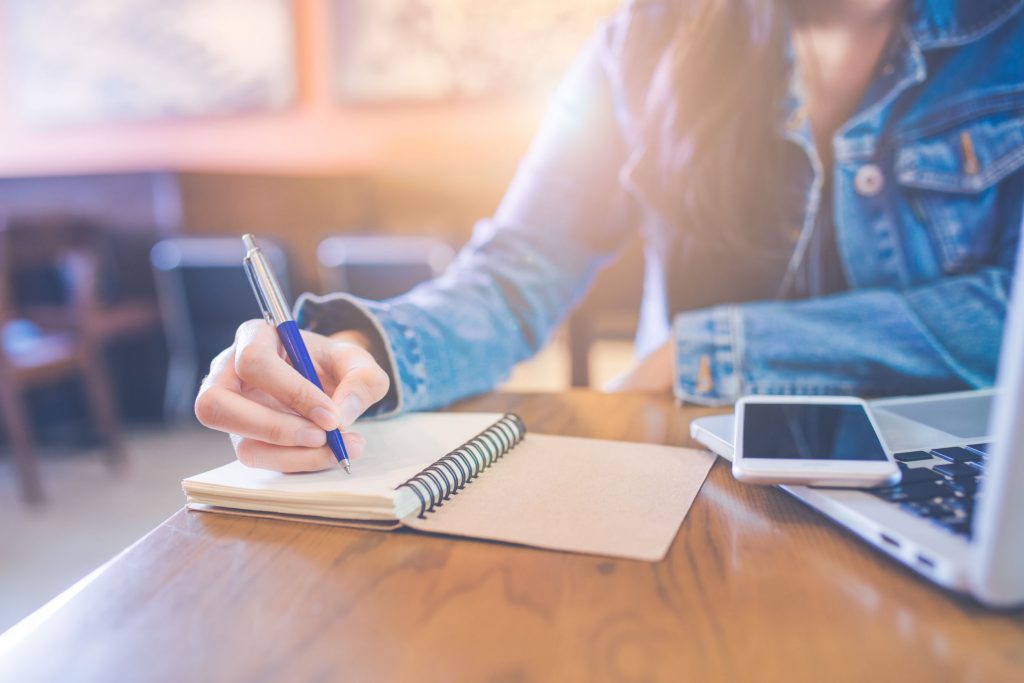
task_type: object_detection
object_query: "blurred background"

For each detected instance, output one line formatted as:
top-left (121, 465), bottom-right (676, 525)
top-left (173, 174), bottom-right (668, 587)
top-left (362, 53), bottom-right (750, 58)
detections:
top-left (0, 0), bottom-right (642, 631)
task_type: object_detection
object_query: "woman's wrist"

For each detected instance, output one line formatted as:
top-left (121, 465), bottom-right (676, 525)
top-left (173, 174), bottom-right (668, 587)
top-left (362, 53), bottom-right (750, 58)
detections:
top-left (330, 329), bottom-right (374, 352)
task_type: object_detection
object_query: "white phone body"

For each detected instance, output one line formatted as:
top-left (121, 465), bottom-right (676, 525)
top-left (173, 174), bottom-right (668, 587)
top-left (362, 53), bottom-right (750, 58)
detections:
top-left (732, 395), bottom-right (900, 488)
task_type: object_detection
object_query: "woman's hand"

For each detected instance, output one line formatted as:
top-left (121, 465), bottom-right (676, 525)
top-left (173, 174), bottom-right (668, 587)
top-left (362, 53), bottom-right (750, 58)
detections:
top-left (194, 320), bottom-right (390, 472)
top-left (603, 340), bottom-right (674, 393)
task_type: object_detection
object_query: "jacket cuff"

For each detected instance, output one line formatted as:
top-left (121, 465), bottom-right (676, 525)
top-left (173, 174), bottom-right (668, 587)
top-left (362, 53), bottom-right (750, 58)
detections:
top-left (672, 305), bottom-right (744, 406)
top-left (293, 292), bottom-right (404, 418)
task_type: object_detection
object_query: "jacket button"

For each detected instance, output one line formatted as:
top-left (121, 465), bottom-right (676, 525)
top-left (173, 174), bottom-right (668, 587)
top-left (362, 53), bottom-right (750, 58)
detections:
top-left (854, 164), bottom-right (884, 197)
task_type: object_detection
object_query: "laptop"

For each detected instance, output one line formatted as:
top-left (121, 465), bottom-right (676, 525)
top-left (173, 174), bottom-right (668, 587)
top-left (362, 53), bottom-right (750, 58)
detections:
top-left (690, 241), bottom-right (1024, 607)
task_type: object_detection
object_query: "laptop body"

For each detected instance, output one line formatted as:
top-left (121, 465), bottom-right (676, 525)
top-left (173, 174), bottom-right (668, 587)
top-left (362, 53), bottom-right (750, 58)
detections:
top-left (691, 244), bottom-right (1024, 607)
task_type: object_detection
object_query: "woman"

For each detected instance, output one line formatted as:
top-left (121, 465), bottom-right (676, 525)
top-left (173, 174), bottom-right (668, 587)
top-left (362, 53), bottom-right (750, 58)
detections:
top-left (195, 0), bottom-right (1023, 472)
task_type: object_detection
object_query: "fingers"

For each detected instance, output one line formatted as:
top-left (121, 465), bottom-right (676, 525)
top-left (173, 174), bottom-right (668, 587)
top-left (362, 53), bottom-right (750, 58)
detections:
top-left (232, 320), bottom-right (341, 431)
top-left (232, 431), bottom-right (367, 473)
top-left (197, 331), bottom-right (330, 448)
top-left (195, 320), bottom-right (386, 474)
top-left (201, 346), bottom-right (241, 393)
top-left (324, 343), bottom-right (391, 428)
top-left (196, 385), bottom-right (328, 448)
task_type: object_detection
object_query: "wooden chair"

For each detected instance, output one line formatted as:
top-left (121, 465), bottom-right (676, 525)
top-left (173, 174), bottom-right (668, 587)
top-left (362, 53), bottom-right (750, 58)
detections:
top-left (0, 216), bottom-right (127, 504)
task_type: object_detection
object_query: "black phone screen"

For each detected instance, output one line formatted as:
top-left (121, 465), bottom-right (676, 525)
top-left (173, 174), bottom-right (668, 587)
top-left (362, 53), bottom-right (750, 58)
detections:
top-left (742, 403), bottom-right (888, 461)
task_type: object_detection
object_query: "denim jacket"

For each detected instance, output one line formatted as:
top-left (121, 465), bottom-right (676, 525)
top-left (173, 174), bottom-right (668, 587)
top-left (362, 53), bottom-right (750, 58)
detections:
top-left (297, 0), bottom-right (1024, 413)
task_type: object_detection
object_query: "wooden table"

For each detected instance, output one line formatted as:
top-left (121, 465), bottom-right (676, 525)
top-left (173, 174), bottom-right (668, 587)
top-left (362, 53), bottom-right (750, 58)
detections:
top-left (2, 391), bottom-right (1022, 682)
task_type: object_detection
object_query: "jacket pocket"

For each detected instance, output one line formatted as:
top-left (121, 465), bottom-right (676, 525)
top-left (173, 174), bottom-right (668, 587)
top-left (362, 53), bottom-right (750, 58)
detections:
top-left (894, 96), bottom-right (1024, 273)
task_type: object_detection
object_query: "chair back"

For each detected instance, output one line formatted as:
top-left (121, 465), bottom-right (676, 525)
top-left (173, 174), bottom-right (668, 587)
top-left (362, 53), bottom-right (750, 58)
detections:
top-left (0, 215), bottom-right (107, 327)
top-left (317, 235), bottom-right (454, 300)
top-left (150, 236), bottom-right (290, 419)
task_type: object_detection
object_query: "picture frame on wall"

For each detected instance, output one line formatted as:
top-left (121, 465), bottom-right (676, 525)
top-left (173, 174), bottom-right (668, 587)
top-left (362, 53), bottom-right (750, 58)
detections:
top-left (4, 0), bottom-right (296, 126)
top-left (330, 0), bottom-right (618, 103)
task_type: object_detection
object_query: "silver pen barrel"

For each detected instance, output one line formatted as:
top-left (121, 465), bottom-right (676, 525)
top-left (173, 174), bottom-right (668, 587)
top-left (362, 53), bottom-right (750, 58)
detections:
top-left (241, 234), bottom-right (292, 325)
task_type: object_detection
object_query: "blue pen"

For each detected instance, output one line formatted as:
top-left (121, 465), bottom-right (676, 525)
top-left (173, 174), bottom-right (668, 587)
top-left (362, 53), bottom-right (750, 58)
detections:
top-left (242, 234), bottom-right (351, 473)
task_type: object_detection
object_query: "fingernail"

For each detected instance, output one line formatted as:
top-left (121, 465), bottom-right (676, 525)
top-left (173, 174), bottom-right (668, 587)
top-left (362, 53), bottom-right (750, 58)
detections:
top-left (311, 406), bottom-right (339, 431)
top-left (338, 394), bottom-right (364, 429)
top-left (297, 427), bottom-right (326, 448)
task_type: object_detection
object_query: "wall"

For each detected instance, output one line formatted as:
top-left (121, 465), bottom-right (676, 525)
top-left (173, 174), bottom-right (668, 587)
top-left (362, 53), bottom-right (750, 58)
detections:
top-left (0, 0), bottom-right (546, 178)
top-left (0, 0), bottom-right (574, 292)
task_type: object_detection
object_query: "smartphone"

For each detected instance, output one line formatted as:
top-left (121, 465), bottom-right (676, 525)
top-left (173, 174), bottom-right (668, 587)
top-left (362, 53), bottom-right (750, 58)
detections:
top-left (732, 396), bottom-right (900, 488)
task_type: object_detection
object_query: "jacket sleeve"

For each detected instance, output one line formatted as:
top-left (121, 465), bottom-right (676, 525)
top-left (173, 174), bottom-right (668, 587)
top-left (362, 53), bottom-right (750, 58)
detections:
top-left (297, 28), bottom-right (637, 414)
top-left (672, 253), bottom-right (1019, 405)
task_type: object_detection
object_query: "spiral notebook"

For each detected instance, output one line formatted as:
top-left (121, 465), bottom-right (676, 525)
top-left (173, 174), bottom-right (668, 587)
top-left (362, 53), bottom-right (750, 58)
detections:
top-left (183, 412), bottom-right (715, 561)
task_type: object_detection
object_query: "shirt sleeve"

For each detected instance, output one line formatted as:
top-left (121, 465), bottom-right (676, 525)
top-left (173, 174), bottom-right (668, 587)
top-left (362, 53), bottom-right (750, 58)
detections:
top-left (672, 265), bottom-right (1016, 405)
top-left (674, 183), bottom-right (1023, 405)
top-left (295, 25), bottom-right (638, 413)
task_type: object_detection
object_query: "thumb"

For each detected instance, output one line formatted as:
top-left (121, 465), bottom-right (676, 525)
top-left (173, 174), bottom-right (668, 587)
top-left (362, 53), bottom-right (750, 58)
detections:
top-left (325, 342), bottom-right (391, 429)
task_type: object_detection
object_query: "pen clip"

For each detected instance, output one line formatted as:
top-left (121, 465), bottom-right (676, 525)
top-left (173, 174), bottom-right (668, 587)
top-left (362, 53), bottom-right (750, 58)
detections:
top-left (243, 257), bottom-right (274, 325)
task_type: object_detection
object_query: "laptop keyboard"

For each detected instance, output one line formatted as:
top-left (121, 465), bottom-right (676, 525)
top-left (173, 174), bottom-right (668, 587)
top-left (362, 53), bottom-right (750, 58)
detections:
top-left (868, 443), bottom-right (990, 540)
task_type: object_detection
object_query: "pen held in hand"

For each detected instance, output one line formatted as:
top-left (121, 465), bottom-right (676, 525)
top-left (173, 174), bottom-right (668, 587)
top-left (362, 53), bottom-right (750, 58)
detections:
top-left (242, 234), bottom-right (352, 473)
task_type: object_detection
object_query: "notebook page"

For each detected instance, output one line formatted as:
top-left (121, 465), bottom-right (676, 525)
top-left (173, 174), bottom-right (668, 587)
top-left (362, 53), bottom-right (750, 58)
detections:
top-left (405, 434), bottom-right (716, 562)
top-left (183, 413), bottom-right (504, 519)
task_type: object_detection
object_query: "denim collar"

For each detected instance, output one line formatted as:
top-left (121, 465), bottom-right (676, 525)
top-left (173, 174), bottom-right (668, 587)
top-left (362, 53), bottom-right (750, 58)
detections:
top-left (906, 0), bottom-right (1024, 48)
top-left (779, 0), bottom-right (1024, 141)
top-left (620, 0), bottom-right (1024, 240)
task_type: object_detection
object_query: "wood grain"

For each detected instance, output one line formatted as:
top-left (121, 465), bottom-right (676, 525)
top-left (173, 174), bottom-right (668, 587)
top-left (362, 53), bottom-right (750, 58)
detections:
top-left (1, 391), bottom-right (1022, 682)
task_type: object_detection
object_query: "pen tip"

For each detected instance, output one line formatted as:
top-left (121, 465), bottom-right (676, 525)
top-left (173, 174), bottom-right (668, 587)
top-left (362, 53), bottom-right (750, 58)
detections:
top-left (241, 234), bottom-right (257, 251)
top-left (343, 463), bottom-right (352, 475)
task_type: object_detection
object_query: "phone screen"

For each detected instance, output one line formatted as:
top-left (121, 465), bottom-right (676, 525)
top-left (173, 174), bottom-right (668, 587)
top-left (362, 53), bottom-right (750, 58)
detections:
top-left (742, 403), bottom-right (888, 461)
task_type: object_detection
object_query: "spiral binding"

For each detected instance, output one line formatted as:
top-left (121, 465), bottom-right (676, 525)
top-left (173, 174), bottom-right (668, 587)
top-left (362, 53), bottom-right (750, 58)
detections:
top-left (396, 413), bottom-right (526, 518)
